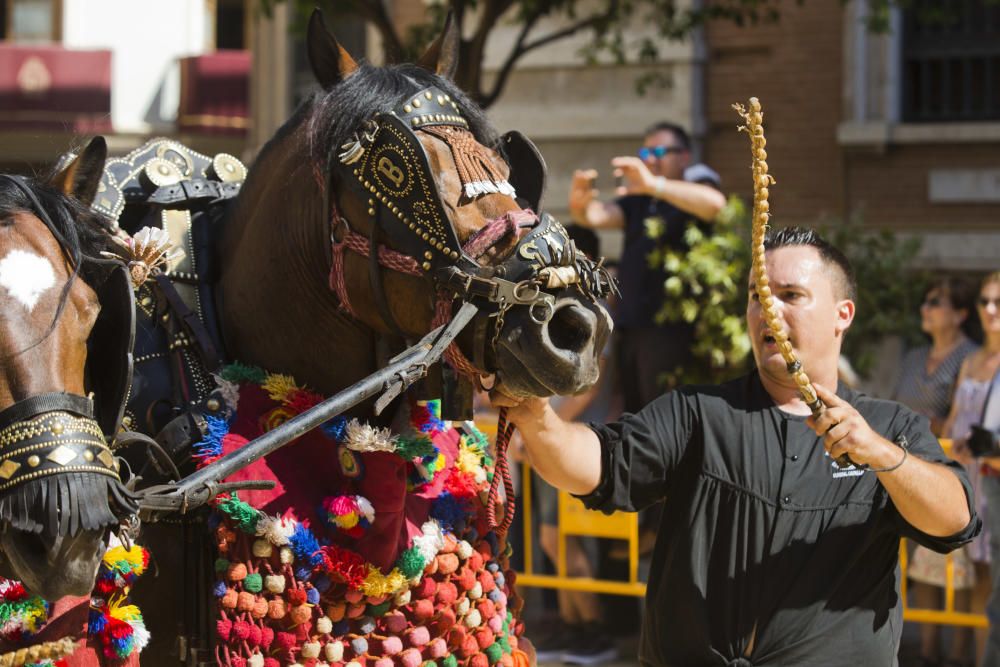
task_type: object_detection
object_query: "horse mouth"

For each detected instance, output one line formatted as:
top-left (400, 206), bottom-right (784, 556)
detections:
top-left (492, 295), bottom-right (611, 399)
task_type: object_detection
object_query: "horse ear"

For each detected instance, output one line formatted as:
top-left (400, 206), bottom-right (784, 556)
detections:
top-left (49, 136), bottom-right (107, 207)
top-left (417, 12), bottom-right (459, 79)
top-left (307, 8), bottom-right (359, 89)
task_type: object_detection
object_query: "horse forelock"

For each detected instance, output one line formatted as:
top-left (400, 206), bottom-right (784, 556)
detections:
top-left (305, 63), bottom-right (501, 175)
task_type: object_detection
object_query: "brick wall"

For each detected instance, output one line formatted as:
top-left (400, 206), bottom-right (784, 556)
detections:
top-left (704, 3), bottom-right (846, 225)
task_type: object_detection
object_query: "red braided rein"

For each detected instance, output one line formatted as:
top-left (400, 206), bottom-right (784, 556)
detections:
top-left (486, 407), bottom-right (517, 537)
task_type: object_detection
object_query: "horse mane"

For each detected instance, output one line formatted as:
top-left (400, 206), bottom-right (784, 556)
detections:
top-left (304, 62), bottom-right (501, 173)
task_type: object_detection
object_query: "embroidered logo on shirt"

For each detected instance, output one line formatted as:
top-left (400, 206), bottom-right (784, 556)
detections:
top-left (827, 453), bottom-right (864, 478)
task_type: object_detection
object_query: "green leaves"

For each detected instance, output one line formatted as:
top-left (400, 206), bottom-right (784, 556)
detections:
top-left (652, 196), bottom-right (752, 387)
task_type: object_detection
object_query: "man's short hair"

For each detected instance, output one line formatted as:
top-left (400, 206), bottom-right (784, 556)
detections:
top-left (644, 121), bottom-right (691, 150)
top-left (763, 226), bottom-right (857, 302)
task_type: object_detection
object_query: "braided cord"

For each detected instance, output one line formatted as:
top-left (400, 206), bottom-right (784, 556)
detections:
top-left (0, 636), bottom-right (79, 667)
top-left (734, 98), bottom-right (823, 417)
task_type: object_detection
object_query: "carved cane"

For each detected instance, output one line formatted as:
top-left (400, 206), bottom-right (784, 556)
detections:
top-left (733, 98), bottom-right (854, 469)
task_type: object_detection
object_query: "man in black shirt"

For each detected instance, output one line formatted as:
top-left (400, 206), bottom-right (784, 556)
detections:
top-left (501, 228), bottom-right (979, 666)
top-left (568, 122), bottom-right (726, 411)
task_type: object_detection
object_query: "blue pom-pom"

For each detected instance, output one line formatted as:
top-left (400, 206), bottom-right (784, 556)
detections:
top-left (306, 587), bottom-right (320, 604)
top-left (322, 416), bottom-right (348, 442)
top-left (213, 581), bottom-right (228, 597)
top-left (193, 414), bottom-right (229, 459)
top-left (295, 566), bottom-right (313, 581)
top-left (430, 492), bottom-right (469, 532)
top-left (334, 620), bottom-right (351, 636)
top-left (495, 572), bottom-right (505, 588)
top-left (487, 589), bottom-right (502, 603)
top-left (351, 637), bottom-right (369, 654)
top-left (289, 524), bottom-right (321, 561)
top-left (88, 609), bottom-right (108, 634)
top-left (309, 551), bottom-right (327, 568)
top-left (357, 616), bottom-right (376, 634)
top-left (314, 574), bottom-right (332, 593)
top-left (487, 562), bottom-right (500, 573)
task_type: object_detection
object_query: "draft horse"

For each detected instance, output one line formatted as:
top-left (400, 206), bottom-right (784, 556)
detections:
top-left (127, 12), bottom-right (614, 666)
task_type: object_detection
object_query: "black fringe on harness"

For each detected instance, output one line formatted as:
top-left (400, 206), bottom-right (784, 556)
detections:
top-left (0, 472), bottom-right (138, 537)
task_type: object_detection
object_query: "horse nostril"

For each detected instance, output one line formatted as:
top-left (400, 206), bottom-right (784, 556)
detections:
top-left (546, 304), bottom-right (592, 353)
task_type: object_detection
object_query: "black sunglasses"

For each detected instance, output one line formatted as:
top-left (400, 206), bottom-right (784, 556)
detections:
top-left (638, 145), bottom-right (686, 160)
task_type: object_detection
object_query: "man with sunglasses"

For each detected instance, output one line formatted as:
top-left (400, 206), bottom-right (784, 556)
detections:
top-left (568, 121), bottom-right (726, 413)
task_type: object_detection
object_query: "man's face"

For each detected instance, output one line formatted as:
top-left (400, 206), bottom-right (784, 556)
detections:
top-left (641, 130), bottom-right (689, 180)
top-left (746, 245), bottom-right (854, 387)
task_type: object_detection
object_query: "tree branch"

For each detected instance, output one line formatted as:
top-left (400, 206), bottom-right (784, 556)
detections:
top-left (343, 0), bottom-right (404, 62)
top-left (482, 1), bottom-right (620, 106)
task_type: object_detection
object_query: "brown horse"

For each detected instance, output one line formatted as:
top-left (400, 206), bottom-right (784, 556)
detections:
top-left (0, 137), bottom-right (137, 600)
top-left (130, 12), bottom-right (612, 664)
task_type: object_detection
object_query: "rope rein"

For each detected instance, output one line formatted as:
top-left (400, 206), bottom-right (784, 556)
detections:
top-left (0, 636), bottom-right (78, 667)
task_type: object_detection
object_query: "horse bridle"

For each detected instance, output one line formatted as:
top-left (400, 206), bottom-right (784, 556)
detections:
top-left (0, 175), bottom-right (135, 499)
top-left (329, 85), bottom-right (615, 373)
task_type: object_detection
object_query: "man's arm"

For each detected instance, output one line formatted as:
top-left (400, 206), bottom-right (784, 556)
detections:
top-left (568, 169), bottom-right (625, 230)
top-left (506, 397), bottom-right (604, 496)
top-left (808, 383), bottom-right (972, 537)
top-left (611, 156), bottom-right (727, 222)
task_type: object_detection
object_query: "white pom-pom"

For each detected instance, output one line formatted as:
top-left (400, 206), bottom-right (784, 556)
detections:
top-left (468, 582), bottom-right (483, 600)
top-left (301, 642), bottom-right (322, 658)
top-left (463, 609), bottom-right (482, 628)
top-left (256, 515), bottom-right (295, 546)
top-left (316, 616), bottom-right (333, 634)
top-left (279, 547), bottom-right (294, 564)
top-left (457, 597), bottom-right (470, 616)
top-left (265, 574), bottom-right (286, 593)
top-left (412, 520), bottom-right (445, 563)
top-left (252, 539), bottom-right (273, 558)
top-left (325, 641), bottom-right (344, 662)
top-left (394, 589), bottom-right (412, 606)
top-left (344, 419), bottom-right (397, 452)
top-left (355, 496), bottom-right (375, 524)
top-left (457, 540), bottom-right (473, 560)
top-left (248, 654), bottom-right (265, 667)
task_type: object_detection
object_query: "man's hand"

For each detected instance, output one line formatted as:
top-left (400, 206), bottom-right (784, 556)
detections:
top-left (806, 383), bottom-right (905, 469)
top-left (611, 156), bottom-right (658, 196)
top-left (568, 169), bottom-right (599, 224)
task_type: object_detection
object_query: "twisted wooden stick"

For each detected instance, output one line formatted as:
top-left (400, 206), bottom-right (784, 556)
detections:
top-left (733, 98), bottom-right (852, 467)
top-left (0, 636), bottom-right (79, 667)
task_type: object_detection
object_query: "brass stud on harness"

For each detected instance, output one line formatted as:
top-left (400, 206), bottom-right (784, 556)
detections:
top-left (425, 91), bottom-right (433, 100)
top-left (413, 99), bottom-right (422, 108)
top-left (368, 208), bottom-right (375, 216)
top-left (26, 455), bottom-right (39, 468)
top-left (83, 450), bottom-right (94, 462)
top-left (438, 95), bottom-right (445, 105)
top-left (424, 251), bottom-right (433, 260)
top-left (51, 422), bottom-right (64, 435)
top-left (404, 104), bottom-right (412, 113)
top-left (422, 261), bottom-right (431, 271)
top-left (412, 118), bottom-right (420, 127)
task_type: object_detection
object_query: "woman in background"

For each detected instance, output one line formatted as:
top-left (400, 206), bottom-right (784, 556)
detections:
top-left (893, 277), bottom-right (978, 667)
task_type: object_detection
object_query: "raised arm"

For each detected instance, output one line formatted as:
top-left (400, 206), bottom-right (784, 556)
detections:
top-left (505, 397), bottom-right (603, 496)
top-left (568, 169), bottom-right (625, 230)
top-left (612, 156), bottom-right (726, 222)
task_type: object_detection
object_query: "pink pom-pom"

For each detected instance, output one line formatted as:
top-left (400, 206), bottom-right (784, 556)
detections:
top-left (474, 628), bottom-right (492, 650)
top-left (406, 626), bottom-right (430, 647)
top-left (412, 577), bottom-right (436, 600)
top-left (373, 659), bottom-right (393, 667)
top-left (399, 648), bottom-right (422, 667)
top-left (455, 568), bottom-right (476, 591)
top-left (467, 653), bottom-right (489, 667)
top-left (248, 623), bottom-right (263, 647)
top-left (382, 611), bottom-right (407, 634)
top-left (478, 573), bottom-right (495, 594)
top-left (275, 631), bottom-right (297, 651)
top-left (264, 659), bottom-right (280, 667)
top-left (487, 616), bottom-right (503, 634)
top-left (426, 638), bottom-right (447, 658)
top-left (230, 656), bottom-right (247, 667)
top-left (456, 636), bottom-right (478, 659)
top-left (476, 601), bottom-right (495, 620)
top-left (233, 620), bottom-right (252, 641)
top-left (261, 626), bottom-right (275, 650)
top-left (380, 636), bottom-right (403, 656)
top-left (216, 618), bottom-right (233, 641)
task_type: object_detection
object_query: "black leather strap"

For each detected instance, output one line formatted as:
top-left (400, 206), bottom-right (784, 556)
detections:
top-left (153, 274), bottom-right (223, 371)
top-left (0, 392), bottom-right (94, 430)
top-left (147, 179), bottom-right (242, 206)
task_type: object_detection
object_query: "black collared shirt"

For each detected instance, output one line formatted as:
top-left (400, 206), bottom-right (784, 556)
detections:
top-left (581, 372), bottom-right (980, 667)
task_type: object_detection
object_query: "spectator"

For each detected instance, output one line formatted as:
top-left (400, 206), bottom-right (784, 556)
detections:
top-left (567, 121), bottom-right (726, 412)
top-left (965, 272), bottom-right (1000, 666)
top-left (891, 278), bottom-right (978, 667)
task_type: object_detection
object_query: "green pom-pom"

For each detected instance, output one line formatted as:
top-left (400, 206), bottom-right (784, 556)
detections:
top-left (442, 655), bottom-right (458, 667)
top-left (498, 636), bottom-right (511, 654)
top-left (244, 572), bottom-right (263, 593)
top-left (396, 434), bottom-right (436, 460)
top-left (485, 643), bottom-right (503, 665)
top-left (221, 362), bottom-right (267, 384)
top-left (217, 494), bottom-right (260, 534)
top-left (214, 558), bottom-right (230, 573)
top-left (395, 547), bottom-right (426, 579)
top-left (368, 600), bottom-right (392, 617)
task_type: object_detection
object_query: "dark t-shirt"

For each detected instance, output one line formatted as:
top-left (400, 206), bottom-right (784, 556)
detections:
top-left (615, 195), bottom-right (692, 329)
top-left (580, 372), bottom-right (980, 666)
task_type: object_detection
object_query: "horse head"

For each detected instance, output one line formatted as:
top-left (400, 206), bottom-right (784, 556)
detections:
top-left (0, 137), bottom-right (137, 599)
top-left (297, 11), bottom-right (613, 401)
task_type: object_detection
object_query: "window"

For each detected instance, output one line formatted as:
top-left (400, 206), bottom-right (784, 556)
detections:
top-left (902, 1), bottom-right (1000, 122)
top-left (2, 0), bottom-right (59, 42)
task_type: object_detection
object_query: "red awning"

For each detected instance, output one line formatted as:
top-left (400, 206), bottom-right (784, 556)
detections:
top-left (0, 44), bottom-right (111, 132)
top-left (178, 50), bottom-right (249, 136)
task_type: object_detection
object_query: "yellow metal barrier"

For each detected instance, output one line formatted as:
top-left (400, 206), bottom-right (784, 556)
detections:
top-left (477, 421), bottom-right (984, 625)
